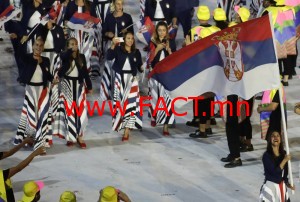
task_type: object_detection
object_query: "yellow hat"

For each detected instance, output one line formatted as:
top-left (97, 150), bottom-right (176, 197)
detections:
top-left (208, 26), bottom-right (221, 34)
top-left (236, 7), bottom-right (250, 22)
top-left (200, 28), bottom-right (213, 38)
top-left (197, 6), bottom-right (210, 21)
top-left (60, 191), bottom-right (76, 202)
top-left (228, 21), bottom-right (238, 27)
top-left (275, 0), bottom-right (285, 5)
top-left (22, 181), bottom-right (43, 202)
top-left (213, 8), bottom-right (227, 21)
top-left (100, 186), bottom-right (118, 202)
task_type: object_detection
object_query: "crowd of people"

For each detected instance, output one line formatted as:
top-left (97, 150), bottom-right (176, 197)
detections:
top-left (0, 0), bottom-right (299, 201)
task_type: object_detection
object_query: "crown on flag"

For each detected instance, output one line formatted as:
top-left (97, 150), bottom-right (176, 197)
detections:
top-left (212, 27), bottom-right (241, 41)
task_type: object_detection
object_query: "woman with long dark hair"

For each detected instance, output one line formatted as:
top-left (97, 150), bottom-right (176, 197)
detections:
top-left (259, 131), bottom-right (295, 201)
top-left (57, 37), bottom-right (92, 148)
top-left (148, 21), bottom-right (174, 136)
top-left (107, 31), bottom-right (143, 141)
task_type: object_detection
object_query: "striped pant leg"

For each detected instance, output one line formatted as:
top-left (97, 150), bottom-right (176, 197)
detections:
top-left (34, 86), bottom-right (50, 149)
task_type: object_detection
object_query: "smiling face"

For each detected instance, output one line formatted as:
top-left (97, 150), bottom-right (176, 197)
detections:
top-left (124, 33), bottom-right (134, 47)
top-left (270, 131), bottom-right (281, 147)
top-left (33, 39), bottom-right (44, 56)
top-left (67, 38), bottom-right (78, 51)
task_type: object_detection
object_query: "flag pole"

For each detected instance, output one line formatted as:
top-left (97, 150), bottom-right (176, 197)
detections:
top-left (278, 86), bottom-right (294, 194)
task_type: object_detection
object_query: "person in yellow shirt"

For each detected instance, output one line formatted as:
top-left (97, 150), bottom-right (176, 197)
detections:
top-left (0, 137), bottom-right (45, 202)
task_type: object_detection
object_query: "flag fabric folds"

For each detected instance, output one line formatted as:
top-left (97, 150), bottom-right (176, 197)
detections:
top-left (135, 16), bottom-right (155, 45)
top-left (0, 5), bottom-right (21, 26)
top-left (149, 15), bottom-right (281, 108)
top-left (67, 12), bottom-right (101, 33)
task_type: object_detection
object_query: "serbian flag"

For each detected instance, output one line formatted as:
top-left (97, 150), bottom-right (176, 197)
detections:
top-left (149, 14), bottom-right (281, 107)
top-left (67, 12), bottom-right (101, 33)
top-left (0, 5), bottom-right (21, 26)
top-left (136, 16), bottom-right (155, 45)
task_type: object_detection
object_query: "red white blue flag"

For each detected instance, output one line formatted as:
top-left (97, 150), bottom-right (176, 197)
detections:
top-left (67, 12), bottom-right (101, 33)
top-left (149, 15), bottom-right (281, 107)
top-left (0, 5), bottom-right (21, 26)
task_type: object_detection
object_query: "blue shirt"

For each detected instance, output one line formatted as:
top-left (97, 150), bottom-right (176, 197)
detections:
top-left (263, 151), bottom-right (288, 184)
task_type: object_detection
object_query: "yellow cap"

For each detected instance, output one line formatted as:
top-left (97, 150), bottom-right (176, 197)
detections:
top-left (22, 181), bottom-right (39, 202)
top-left (200, 28), bottom-right (213, 38)
top-left (275, 0), bottom-right (285, 5)
top-left (197, 6), bottom-right (210, 21)
top-left (228, 21), bottom-right (238, 27)
top-left (60, 191), bottom-right (76, 202)
top-left (213, 8), bottom-right (227, 21)
top-left (100, 186), bottom-right (118, 202)
top-left (208, 26), bottom-right (221, 34)
top-left (237, 7), bottom-right (250, 22)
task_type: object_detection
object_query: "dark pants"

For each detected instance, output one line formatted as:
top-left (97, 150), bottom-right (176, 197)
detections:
top-left (177, 9), bottom-right (193, 37)
top-left (226, 95), bottom-right (240, 159)
top-left (279, 56), bottom-right (294, 76)
top-left (239, 97), bottom-right (254, 140)
top-left (197, 97), bottom-right (212, 124)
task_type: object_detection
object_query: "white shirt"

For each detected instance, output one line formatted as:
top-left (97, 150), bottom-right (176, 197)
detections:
top-left (31, 64), bottom-right (43, 83)
top-left (122, 57), bottom-right (131, 71)
top-left (44, 31), bottom-right (54, 49)
top-left (154, 0), bottom-right (164, 19)
top-left (159, 50), bottom-right (165, 61)
top-left (69, 61), bottom-right (79, 77)
top-left (78, 6), bottom-right (83, 13)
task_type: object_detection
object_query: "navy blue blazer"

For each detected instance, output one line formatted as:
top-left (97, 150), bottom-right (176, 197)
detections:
top-left (102, 13), bottom-right (134, 38)
top-left (59, 49), bottom-right (92, 90)
top-left (144, 0), bottom-right (176, 24)
top-left (107, 46), bottom-right (143, 76)
top-left (263, 151), bottom-right (288, 184)
top-left (19, 53), bottom-right (53, 86)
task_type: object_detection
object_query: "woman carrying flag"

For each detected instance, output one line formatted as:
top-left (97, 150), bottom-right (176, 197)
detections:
top-left (259, 131), bottom-right (295, 201)
top-left (107, 31), bottom-right (143, 141)
top-left (57, 37), bottom-right (92, 148)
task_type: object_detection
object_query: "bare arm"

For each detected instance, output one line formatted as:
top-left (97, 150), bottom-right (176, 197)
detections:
top-left (8, 146), bottom-right (46, 179)
top-left (1, 137), bottom-right (34, 160)
top-left (257, 102), bottom-right (279, 113)
top-left (118, 190), bottom-right (131, 202)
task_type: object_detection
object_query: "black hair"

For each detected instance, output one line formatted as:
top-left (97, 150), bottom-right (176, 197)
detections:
top-left (266, 130), bottom-right (285, 159)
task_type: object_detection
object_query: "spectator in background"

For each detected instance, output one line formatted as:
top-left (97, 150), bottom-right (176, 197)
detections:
top-left (98, 186), bottom-right (131, 202)
top-left (0, 144), bottom-right (46, 202)
top-left (21, 181), bottom-right (44, 202)
top-left (60, 191), bottom-right (77, 202)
